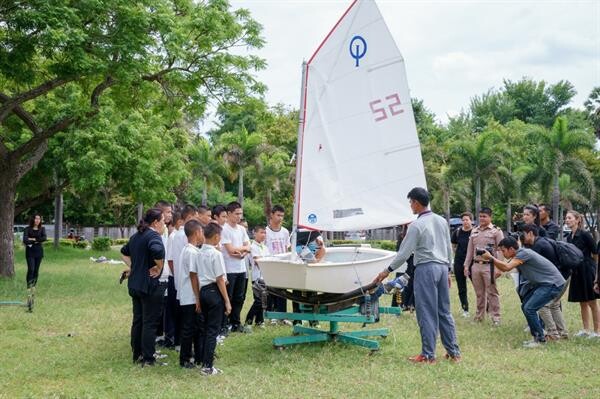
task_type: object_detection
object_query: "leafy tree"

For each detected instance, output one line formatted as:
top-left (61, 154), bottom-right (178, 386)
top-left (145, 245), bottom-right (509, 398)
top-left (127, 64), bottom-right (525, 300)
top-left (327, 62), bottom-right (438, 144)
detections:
top-left (189, 138), bottom-right (227, 206)
top-left (584, 86), bottom-right (600, 138)
top-left (247, 151), bottom-right (292, 220)
top-left (0, 0), bottom-right (265, 277)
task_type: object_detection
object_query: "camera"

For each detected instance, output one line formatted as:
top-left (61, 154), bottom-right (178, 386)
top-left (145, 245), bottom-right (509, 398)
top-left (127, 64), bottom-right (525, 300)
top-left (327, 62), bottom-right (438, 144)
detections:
top-left (510, 220), bottom-right (525, 241)
top-left (475, 245), bottom-right (494, 257)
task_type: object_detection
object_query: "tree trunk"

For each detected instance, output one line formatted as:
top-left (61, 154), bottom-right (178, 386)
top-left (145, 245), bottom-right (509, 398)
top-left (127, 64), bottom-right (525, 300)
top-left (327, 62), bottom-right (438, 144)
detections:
top-left (443, 190), bottom-right (450, 222)
top-left (475, 176), bottom-right (481, 223)
top-left (506, 200), bottom-right (512, 232)
top-left (551, 167), bottom-right (560, 224)
top-left (238, 167), bottom-right (244, 207)
top-left (53, 188), bottom-right (63, 249)
top-left (137, 202), bottom-right (143, 223)
top-left (264, 190), bottom-right (272, 223)
top-left (202, 176), bottom-right (208, 207)
top-left (0, 170), bottom-right (17, 278)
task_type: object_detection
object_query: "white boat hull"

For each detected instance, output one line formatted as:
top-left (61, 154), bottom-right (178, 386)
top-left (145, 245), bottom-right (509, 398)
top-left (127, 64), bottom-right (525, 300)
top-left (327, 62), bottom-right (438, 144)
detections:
top-left (257, 247), bottom-right (397, 294)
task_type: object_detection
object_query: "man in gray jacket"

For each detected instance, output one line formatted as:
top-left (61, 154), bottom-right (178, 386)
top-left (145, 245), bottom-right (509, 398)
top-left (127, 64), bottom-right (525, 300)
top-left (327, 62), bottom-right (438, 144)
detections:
top-left (373, 187), bottom-right (460, 364)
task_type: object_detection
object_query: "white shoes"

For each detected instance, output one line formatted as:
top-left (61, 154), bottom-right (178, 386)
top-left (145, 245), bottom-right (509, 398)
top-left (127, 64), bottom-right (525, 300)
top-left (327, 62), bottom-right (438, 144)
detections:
top-left (574, 330), bottom-right (590, 338)
top-left (587, 332), bottom-right (600, 339)
top-left (461, 311), bottom-right (470, 318)
top-left (522, 340), bottom-right (545, 348)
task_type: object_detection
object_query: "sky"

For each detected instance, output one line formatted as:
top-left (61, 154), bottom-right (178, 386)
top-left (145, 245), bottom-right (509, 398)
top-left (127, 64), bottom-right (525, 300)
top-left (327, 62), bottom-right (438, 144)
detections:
top-left (225, 0), bottom-right (600, 125)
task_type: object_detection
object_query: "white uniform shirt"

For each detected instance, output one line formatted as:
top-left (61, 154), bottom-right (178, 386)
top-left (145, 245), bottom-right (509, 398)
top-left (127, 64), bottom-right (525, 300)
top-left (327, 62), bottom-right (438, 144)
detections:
top-left (193, 244), bottom-right (226, 287)
top-left (220, 223), bottom-right (250, 274)
top-left (159, 227), bottom-right (171, 283)
top-left (266, 226), bottom-right (290, 255)
top-left (250, 240), bottom-right (270, 281)
top-left (167, 226), bottom-right (187, 298)
top-left (178, 243), bottom-right (201, 306)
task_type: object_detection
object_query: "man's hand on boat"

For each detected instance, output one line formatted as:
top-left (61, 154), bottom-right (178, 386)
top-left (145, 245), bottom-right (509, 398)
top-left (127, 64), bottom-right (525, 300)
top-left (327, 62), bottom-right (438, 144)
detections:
top-left (373, 269), bottom-right (390, 284)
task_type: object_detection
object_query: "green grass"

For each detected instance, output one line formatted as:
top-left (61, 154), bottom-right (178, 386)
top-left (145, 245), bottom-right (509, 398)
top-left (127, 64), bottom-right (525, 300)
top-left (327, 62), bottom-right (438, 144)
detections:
top-left (1, 247), bottom-right (599, 398)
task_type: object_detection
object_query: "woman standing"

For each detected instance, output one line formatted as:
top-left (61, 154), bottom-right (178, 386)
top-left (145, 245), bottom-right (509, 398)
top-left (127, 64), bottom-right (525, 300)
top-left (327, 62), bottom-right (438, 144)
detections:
top-left (22, 214), bottom-right (47, 290)
top-left (565, 210), bottom-right (600, 337)
top-left (121, 208), bottom-right (167, 367)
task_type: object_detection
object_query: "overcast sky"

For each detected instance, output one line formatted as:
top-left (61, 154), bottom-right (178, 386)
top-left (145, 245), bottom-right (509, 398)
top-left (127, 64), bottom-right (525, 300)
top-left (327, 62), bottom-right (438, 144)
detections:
top-left (226, 0), bottom-right (600, 125)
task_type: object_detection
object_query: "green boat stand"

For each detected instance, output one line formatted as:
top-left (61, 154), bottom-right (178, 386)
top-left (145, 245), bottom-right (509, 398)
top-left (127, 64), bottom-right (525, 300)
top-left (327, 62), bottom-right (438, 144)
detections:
top-left (265, 304), bottom-right (401, 352)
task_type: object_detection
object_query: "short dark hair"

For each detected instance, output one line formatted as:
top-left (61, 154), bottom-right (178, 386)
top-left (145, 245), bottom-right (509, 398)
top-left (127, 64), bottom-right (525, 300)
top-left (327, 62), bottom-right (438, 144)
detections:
top-left (184, 219), bottom-right (203, 238)
top-left (181, 204), bottom-right (198, 220)
top-left (480, 207), bottom-right (493, 216)
top-left (154, 200), bottom-right (172, 210)
top-left (461, 211), bottom-right (473, 220)
top-left (253, 225), bottom-right (266, 233)
top-left (539, 203), bottom-right (552, 218)
top-left (522, 223), bottom-right (539, 236)
top-left (407, 187), bottom-right (430, 207)
top-left (271, 205), bottom-right (285, 214)
top-left (203, 222), bottom-right (222, 239)
top-left (226, 201), bottom-right (242, 213)
top-left (171, 210), bottom-right (182, 225)
top-left (198, 205), bottom-right (211, 214)
top-left (498, 237), bottom-right (519, 250)
top-left (212, 205), bottom-right (226, 219)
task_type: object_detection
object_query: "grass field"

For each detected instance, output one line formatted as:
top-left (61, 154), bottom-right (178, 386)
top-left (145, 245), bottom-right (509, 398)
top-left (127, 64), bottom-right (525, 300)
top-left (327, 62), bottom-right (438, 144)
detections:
top-left (1, 247), bottom-right (599, 398)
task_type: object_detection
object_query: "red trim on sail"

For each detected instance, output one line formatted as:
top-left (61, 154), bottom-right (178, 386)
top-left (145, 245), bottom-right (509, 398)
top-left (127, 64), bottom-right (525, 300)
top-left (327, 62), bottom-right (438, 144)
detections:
top-left (296, 0), bottom-right (359, 228)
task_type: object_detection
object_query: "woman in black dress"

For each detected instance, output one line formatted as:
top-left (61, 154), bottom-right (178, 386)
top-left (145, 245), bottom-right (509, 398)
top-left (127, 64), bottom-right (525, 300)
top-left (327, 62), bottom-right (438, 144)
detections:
top-left (22, 214), bottom-right (47, 291)
top-left (565, 210), bottom-right (599, 337)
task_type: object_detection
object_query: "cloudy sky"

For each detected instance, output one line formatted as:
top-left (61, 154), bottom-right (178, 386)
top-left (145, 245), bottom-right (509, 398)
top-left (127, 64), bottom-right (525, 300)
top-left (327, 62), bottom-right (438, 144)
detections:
top-left (227, 0), bottom-right (600, 125)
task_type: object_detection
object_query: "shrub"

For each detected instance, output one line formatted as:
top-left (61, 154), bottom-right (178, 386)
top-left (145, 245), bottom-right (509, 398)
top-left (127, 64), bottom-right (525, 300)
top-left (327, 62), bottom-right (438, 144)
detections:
top-left (73, 240), bottom-right (89, 249)
top-left (377, 240), bottom-right (397, 251)
top-left (92, 237), bottom-right (112, 251)
top-left (112, 238), bottom-right (129, 246)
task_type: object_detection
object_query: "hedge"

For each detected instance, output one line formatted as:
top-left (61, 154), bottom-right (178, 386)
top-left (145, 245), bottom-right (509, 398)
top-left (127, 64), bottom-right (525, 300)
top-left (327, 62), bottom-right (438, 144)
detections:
top-left (92, 237), bottom-right (112, 251)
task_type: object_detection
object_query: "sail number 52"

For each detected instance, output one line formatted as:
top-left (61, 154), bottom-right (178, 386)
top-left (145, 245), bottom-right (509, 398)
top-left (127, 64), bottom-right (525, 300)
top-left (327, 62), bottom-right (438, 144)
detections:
top-left (369, 93), bottom-right (404, 122)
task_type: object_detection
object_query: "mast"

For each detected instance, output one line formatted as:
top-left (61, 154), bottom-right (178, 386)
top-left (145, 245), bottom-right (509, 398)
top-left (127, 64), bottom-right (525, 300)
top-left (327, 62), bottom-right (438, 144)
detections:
top-left (291, 60), bottom-right (308, 253)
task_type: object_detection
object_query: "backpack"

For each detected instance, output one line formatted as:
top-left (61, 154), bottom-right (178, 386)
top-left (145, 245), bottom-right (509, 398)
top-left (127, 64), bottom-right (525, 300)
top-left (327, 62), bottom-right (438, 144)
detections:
top-left (550, 240), bottom-right (584, 271)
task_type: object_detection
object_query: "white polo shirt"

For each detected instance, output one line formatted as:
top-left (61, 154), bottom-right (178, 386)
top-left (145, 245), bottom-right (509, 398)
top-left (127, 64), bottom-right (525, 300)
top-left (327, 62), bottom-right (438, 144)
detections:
top-left (167, 226), bottom-right (187, 298)
top-left (220, 223), bottom-right (250, 274)
top-left (178, 243), bottom-right (201, 306)
top-left (193, 244), bottom-right (226, 287)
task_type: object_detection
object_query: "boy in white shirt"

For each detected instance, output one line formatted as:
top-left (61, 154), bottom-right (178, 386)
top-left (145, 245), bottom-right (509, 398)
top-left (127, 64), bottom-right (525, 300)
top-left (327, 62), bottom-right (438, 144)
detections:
top-left (266, 205), bottom-right (291, 323)
top-left (191, 223), bottom-right (231, 375)
top-left (245, 226), bottom-right (271, 328)
top-left (178, 220), bottom-right (204, 368)
top-left (220, 201), bottom-right (250, 333)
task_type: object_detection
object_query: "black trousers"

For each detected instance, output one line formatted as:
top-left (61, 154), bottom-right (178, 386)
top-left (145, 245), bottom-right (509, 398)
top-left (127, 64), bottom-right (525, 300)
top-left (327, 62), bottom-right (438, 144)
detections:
top-left (453, 261), bottom-right (469, 312)
top-left (200, 284), bottom-right (224, 368)
top-left (245, 286), bottom-right (264, 325)
top-left (164, 275), bottom-right (179, 346)
top-left (267, 293), bottom-right (287, 313)
top-left (129, 283), bottom-right (166, 363)
top-left (26, 256), bottom-right (43, 288)
top-left (179, 304), bottom-right (203, 365)
top-left (226, 272), bottom-right (247, 328)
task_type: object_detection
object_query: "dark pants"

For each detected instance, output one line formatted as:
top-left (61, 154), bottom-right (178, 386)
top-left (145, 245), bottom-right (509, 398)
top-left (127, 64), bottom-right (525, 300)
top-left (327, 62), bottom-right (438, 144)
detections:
top-left (179, 304), bottom-right (203, 365)
top-left (522, 283), bottom-right (564, 342)
top-left (226, 272), bottom-right (247, 329)
top-left (26, 257), bottom-right (43, 288)
top-left (200, 283), bottom-right (224, 368)
top-left (453, 261), bottom-right (469, 312)
top-left (129, 283), bottom-right (167, 363)
top-left (164, 275), bottom-right (179, 346)
top-left (245, 285), bottom-right (264, 325)
top-left (268, 294), bottom-right (287, 313)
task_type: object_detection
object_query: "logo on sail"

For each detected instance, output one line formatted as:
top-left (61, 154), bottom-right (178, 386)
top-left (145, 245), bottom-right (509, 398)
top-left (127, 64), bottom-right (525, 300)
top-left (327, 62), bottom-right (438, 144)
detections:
top-left (307, 213), bottom-right (318, 224)
top-left (349, 35), bottom-right (367, 67)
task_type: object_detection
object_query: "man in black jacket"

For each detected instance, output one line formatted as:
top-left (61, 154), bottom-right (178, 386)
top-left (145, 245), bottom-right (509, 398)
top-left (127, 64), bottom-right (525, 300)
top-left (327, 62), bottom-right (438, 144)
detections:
top-left (522, 224), bottom-right (569, 340)
top-left (539, 204), bottom-right (561, 240)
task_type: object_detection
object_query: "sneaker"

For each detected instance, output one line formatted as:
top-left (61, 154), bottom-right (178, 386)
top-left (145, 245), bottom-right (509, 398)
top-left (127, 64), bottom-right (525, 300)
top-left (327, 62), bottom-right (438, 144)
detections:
top-left (492, 320), bottom-right (500, 327)
top-left (461, 310), bottom-right (470, 318)
top-left (154, 352), bottom-right (168, 360)
top-left (180, 361), bottom-right (196, 369)
top-left (142, 360), bottom-right (168, 367)
top-left (522, 340), bottom-right (545, 348)
top-left (242, 324), bottom-right (253, 333)
top-left (545, 335), bottom-right (560, 342)
top-left (175, 345), bottom-right (181, 353)
top-left (255, 322), bottom-right (266, 329)
top-left (270, 319), bottom-right (278, 325)
top-left (200, 366), bottom-right (223, 376)
top-left (587, 332), bottom-right (600, 339)
top-left (574, 330), bottom-right (590, 338)
top-left (281, 319), bottom-right (293, 326)
top-left (444, 353), bottom-right (462, 363)
top-left (408, 354), bottom-right (436, 364)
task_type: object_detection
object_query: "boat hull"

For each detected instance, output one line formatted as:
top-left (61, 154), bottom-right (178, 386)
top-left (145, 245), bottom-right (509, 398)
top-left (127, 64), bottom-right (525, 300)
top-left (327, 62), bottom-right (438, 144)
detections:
top-left (257, 247), bottom-right (397, 294)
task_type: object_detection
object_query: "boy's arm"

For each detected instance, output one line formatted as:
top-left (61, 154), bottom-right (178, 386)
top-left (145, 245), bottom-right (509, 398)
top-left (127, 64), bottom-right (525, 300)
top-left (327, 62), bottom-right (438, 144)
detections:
top-left (216, 275), bottom-right (231, 315)
top-left (190, 272), bottom-right (201, 313)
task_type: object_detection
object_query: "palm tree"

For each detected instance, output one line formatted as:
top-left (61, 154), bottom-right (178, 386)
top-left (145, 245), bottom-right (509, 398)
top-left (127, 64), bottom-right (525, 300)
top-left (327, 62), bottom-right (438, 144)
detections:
top-left (448, 127), bottom-right (507, 221)
top-left (218, 126), bottom-right (269, 206)
top-left (190, 138), bottom-right (227, 206)
top-left (530, 116), bottom-right (595, 223)
top-left (247, 151), bottom-right (292, 220)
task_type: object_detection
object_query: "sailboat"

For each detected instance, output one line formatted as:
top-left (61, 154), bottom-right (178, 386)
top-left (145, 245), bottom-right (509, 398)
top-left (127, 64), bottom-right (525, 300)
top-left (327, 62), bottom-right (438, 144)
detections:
top-left (258, 0), bottom-right (427, 295)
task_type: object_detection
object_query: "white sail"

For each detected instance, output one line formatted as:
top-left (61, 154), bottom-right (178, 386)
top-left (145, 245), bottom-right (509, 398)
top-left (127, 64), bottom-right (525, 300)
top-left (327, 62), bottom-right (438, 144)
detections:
top-left (295, 0), bottom-right (427, 232)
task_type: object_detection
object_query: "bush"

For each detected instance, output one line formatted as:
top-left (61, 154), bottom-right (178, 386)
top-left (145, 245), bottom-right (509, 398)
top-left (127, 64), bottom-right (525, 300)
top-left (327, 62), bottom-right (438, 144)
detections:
top-left (377, 240), bottom-right (397, 251)
top-left (42, 239), bottom-right (74, 248)
top-left (92, 237), bottom-right (112, 251)
top-left (112, 238), bottom-right (129, 246)
top-left (73, 240), bottom-right (89, 249)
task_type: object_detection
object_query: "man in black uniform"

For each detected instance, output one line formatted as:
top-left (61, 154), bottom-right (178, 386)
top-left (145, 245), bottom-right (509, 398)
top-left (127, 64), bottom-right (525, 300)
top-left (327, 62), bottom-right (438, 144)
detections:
top-left (451, 212), bottom-right (473, 317)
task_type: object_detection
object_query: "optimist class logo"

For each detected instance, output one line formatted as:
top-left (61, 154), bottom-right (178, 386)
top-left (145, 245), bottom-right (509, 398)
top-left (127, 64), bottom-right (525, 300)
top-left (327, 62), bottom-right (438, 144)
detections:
top-left (307, 214), bottom-right (317, 224)
top-left (349, 35), bottom-right (367, 67)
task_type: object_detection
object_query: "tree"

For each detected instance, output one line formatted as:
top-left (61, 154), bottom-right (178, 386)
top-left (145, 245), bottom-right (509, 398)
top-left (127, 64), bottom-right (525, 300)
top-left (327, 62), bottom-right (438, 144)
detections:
top-left (0, 0), bottom-right (265, 277)
top-left (529, 116), bottom-right (596, 223)
top-left (584, 86), bottom-right (600, 139)
top-left (189, 138), bottom-right (226, 206)
top-left (219, 126), bottom-right (269, 206)
top-left (247, 151), bottom-right (292, 220)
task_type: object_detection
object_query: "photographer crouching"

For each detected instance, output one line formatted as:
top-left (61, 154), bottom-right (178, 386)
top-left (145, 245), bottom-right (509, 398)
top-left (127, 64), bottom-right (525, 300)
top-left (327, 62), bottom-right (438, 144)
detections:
top-left (481, 237), bottom-right (565, 348)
